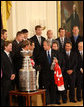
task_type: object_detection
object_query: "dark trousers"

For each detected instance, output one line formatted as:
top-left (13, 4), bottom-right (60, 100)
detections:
top-left (76, 71), bottom-right (83, 100)
top-left (1, 82), bottom-right (12, 106)
top-left (1, 95), bottom-right (10, 106)
top-left (39, 77), bottom-right (56, 105)
top-left (1, 86), bottom-right (9, 106)
top-left (55, 90), bottom-right (67, 103)
top-left (46, 83), bottom-right (56, 105)
top-left (63, 72), bottom-right (76, 101)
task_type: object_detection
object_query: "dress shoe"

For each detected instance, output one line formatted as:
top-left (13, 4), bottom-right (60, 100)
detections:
top-left (56, 102), bottom-right (61, 105)
top-left (63, 100), bottom-right (67, 104)
top-left (77, 99), bottom-right (81, 102)
top-left (70, 100), bottom-right (77, 103)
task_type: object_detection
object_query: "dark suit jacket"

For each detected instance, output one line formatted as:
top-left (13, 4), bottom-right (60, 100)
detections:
top-left (56, 37), bottom-right (70, 53)
top-left (70, 35), bottom-right (83, 52)
top-left (12, 40), bottom-right (19, 58)
top-left (12, 40), bottom-right (23, 72)
top-left (1, 51), bottom-right (15, 96)
top-left (77, 51), bottom-right (83, 74)
top-left (1, 39), bottom-right (5, 52)
top-left (30, 35), bottom-right (45, 65)
top-left (56, 50), bottom-right (65, 73)
top-left (63, 51), bottom-right (78, 75)
top-left (39, 49), bottom-right (61, 89)
top-left (12, 40), bottom-right (22, 57)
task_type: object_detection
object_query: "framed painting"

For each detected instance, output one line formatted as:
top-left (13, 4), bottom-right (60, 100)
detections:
top-left (57, 1), bottom-right (83, 37)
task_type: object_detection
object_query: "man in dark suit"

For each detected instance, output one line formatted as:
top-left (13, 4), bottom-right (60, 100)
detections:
top-left (76, 41), bottom-right (83, 101)
top-left (39, 40), bottom-right (62, 105)
top-left (47, 30), bottom-right (55, 46)
top-left (30, 25), bottom-right (45, 66)
top-left (56, 28), bottom-right (70, 53)
top-left (12, 31), bottom-right (24, 89)
top-left (14, 40), bottom-right (31, 106)
top-left (63, 41), bottom-right (77, 103)
top-left (1, 41), bottom-right (15, 106)
top-left (70, 26), bottom-right (83, 52)
top-left (1, 29), bottom-right (8, 51)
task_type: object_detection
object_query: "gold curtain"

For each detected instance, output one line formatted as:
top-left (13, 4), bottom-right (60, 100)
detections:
top-left (1, 1), bottom-right (12, 29)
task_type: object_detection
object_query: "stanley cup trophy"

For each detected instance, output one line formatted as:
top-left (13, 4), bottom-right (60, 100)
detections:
top-left (19, 50), bottom-right (37, 92)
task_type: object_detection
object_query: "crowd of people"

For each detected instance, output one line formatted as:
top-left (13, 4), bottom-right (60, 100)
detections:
top-left (1, 25), bottom-right (83, 106)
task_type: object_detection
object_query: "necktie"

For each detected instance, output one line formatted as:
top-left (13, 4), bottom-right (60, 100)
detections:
top-left (61, 38), bottom-right (64, 48)
top-left (8, 54), bottom-right (13, 74)
top-left (47, 51), bottom-right (51, 64)
top-left (38, 37), bottom-right (41, 45)
top-left (80, 52), bottom-right (83, 60)
top-left (8, 54), bottom-right (12, 63)
top-left (66, 52), bottom-right (70, 58)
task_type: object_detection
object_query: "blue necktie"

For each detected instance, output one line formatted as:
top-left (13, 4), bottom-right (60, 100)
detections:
top-left (47, 51), bottom-right (51, 64)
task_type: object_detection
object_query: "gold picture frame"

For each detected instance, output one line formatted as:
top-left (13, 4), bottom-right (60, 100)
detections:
top-left (58, 1), bottom-right (83, 37)
top-left (57, 1), bottom-right (61, 37)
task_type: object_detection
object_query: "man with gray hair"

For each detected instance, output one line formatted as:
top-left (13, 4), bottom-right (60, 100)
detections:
top-left (39, 40), bottom-right (61, 105)
top-left (76, 41), bottom-right (83, 101)
top-left (47, 30), bottom-right (55, 46)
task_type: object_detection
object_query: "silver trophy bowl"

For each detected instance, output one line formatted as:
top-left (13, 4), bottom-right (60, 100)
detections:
top-left (19, 50), bottom-right (37, 92)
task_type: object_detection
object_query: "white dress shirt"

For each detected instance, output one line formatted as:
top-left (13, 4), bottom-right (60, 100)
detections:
top-left (4, 50), bottom-right (12, 62)
top-left (66, 50), bottom-right (71, 56)
top-left (4, 50), bottom-right (10, 57)
top-left (16, 40), bottom-right (20, 44)
top-left (36, 35), bottom-right (41, 45)
top-left (79, 51), bottom-right (83, 55)
top-left (60, 37), bottom-right (65, 43)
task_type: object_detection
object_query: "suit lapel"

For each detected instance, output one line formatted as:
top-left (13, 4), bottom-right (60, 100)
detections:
top-left (41, 37), bottom-right (43, 46)
top-left (69, 51), bottom-right (73, 62)
top-left (72, 35), bottom-right (80, 44)
top-left (64, 37), bottom-right (66, 44)
top-left (59, 38), bottom-right (61, 45)
top-left (78, 51), bottom-right (83, 61)
top-left (4, 52), bottom-right (12, 64)
top-left (76, 36), bottom-right (80, 43)
top-left (72, 36), bottom-right (75, 44)
top-left (51, 50), bottom-right (55, 63)
top-left (44, 51), bottom-right (49, 64)
top-left (35, 35), bottom-right (39, 44)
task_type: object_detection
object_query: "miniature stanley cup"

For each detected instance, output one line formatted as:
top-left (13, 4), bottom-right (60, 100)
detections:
top-left (19, 50), bottom-right (37, 92)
